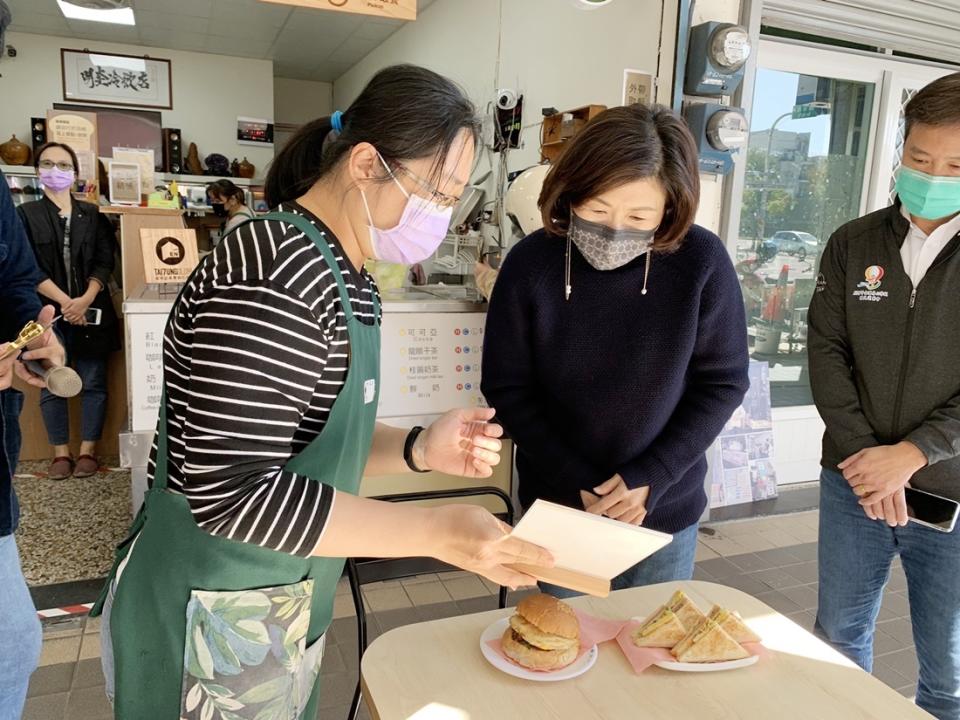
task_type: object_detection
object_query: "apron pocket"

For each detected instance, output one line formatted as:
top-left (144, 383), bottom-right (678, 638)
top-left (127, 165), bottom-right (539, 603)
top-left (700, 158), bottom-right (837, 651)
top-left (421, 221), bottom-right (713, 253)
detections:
top-left (180, 579), bottom-right (321, 720)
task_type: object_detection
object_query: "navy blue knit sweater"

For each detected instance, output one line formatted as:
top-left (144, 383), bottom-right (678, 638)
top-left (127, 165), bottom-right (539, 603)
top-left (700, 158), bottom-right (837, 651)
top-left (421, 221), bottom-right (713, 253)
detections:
top-left (481, 225), bottom-right (749, 534)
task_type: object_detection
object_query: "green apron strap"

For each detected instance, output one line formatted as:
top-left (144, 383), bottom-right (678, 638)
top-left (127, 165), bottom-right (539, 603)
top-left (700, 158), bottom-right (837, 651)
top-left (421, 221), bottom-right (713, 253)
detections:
top-left (260, 211), bottom-right (356, 323)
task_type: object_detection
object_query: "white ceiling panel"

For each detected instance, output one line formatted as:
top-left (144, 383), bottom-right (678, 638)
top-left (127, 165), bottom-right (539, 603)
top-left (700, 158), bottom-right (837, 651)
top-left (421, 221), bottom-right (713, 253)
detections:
top-left (6, 0), bottom-right (438, 83)
top-left (131, 9), bottom-right (211, 36)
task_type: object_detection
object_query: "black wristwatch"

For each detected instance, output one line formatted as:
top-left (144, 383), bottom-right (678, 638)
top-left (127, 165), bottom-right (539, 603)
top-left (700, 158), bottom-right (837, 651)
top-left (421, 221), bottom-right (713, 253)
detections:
top-left (403, 426), bottom-right (430, 473)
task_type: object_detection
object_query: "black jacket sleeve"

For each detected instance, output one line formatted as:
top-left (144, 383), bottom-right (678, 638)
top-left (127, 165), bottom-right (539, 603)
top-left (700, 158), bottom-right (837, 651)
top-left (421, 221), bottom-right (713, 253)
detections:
top-left (808, 229), bottom-right (880, 458)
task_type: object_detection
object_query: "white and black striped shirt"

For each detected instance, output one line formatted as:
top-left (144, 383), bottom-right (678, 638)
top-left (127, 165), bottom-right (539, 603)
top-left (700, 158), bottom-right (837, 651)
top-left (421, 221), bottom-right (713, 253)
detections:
top-left (147, 202), bottom-right (380, 557)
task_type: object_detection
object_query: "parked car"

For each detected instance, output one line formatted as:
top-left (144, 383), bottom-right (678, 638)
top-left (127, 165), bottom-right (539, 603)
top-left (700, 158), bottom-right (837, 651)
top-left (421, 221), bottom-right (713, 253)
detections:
top-left (762, 231), bottom-right (819, 261)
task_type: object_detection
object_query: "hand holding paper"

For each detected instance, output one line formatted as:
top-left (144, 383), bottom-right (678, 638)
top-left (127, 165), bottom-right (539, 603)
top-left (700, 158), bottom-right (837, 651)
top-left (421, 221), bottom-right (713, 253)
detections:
top-left (508, 500), bottom-right (672, 597)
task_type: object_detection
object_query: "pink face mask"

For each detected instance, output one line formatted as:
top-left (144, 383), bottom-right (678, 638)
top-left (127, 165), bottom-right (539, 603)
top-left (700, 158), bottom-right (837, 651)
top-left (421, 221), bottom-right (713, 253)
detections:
top-left (38, 167), bottom-right (76, 192)
top-left (360, 154), bottom-right (453, 265)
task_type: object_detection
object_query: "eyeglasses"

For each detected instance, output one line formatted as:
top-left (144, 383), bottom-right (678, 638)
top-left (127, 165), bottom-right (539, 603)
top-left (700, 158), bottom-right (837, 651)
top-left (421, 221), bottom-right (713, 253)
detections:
top-left (392, 162), bottom-right (461, 209)
top-left (38, 160), bottom-right (75, 172)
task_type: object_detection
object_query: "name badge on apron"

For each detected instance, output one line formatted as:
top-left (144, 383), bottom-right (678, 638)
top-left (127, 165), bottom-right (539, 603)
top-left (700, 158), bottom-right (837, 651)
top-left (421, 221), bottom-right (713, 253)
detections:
top-left (364, 379), bottom-right (376, 404)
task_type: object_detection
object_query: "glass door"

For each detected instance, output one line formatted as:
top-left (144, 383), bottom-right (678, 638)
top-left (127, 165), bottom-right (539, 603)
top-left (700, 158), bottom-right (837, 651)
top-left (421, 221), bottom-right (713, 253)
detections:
top-left (734, 41), bottom-right (883, 408)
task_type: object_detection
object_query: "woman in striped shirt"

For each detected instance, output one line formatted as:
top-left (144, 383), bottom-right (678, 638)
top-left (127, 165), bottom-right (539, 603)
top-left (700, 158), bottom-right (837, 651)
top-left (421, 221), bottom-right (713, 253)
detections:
top-left (93, 65), bottom-right (551, 719)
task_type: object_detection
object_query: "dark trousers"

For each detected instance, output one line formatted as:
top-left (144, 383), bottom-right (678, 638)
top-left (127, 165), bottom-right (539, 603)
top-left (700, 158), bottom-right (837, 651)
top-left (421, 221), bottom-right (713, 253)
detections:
top-left (40, 354), bottom-right (108, 445)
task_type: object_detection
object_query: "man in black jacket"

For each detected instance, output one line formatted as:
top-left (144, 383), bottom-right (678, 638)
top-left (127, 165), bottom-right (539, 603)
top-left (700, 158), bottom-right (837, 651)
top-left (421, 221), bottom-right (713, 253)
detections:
top-left (809, 73), bottom-right (960, 720)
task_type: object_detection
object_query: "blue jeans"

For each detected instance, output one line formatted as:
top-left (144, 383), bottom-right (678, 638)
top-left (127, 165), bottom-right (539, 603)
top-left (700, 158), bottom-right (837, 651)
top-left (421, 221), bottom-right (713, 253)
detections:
top-left (40, 354), bottom-right (108, 445)
top-left (0, 534), bottom-right (42, 720)
top-left (540, 522), bottom-right (699, 599)
top-left (816, 468), bottom-right (960, 720)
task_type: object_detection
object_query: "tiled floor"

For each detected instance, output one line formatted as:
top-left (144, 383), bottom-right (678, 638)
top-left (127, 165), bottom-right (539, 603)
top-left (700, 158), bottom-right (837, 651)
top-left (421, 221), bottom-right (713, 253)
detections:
top-left (23, 509), bottom-right (920, 720)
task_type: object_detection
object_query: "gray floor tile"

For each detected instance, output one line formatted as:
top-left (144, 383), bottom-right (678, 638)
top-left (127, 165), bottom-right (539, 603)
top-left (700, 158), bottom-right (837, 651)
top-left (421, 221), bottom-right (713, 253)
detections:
top-left (873, 627), bottom-right (910, 657)
top-left (754, 546), bottom-right (805, 566)
top-left (375, 606), bottom-right (422, 633)
top-left (788, 543), bottom-right (820, 562)
top-left (414, 601), bottom-right (463, 623)
top-left (22, 691), bottom-right (68, 720)
top-left (873, 661), bottom-right (910, 690)
top-left (880, 591), bottom-right (911, 619)
top-left (786, 610), bottom-right (817, 633)
top-left (720, 573), bottom-right (773, 597)
top-left (66, 685), bottom-right (113, 719)
top-left (782, 560), bottom-right (819, 585)
top-left (877, 618), bottom-right (915, 646)
top-left (749, 567), bottom-right (805, 590)
top-left (72, 658), bottom-right (106, 690)
top-left (881, 647), bottom-right (919, 680)
top-left (27, 662), bottom-right (74, 697)
top-left (695, 557), bottom-right (744, 580)
top-left (505, 588), bottom-right (537, 607)
top-left (754, 590), bottom-right (804, 615)
top-left (317, 671), bottom-right (358, 710)
top-left (321, 645), bottom-right (346, 674)
top-left (726, 552), bottom-right (779, 573)
top-left (779, 584), bottom-right (819, 611)
top-left (692, 567), bottom-right (713, 581)
top-left (897, 684), bottom-right (917, 699)
top-left (886, 571), bottom-right (908, 593)
top-left (456, 596), bottom-right (500, 615)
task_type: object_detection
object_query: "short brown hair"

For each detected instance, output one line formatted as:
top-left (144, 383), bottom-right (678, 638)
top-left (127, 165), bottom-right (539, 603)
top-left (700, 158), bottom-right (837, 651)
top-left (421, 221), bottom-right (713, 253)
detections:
top-left (905, 72), bottom-right (960, 138)
top-left (35, 142), bottom-right (79, 172)
top-left (538, 104), bottom-right (700, 252)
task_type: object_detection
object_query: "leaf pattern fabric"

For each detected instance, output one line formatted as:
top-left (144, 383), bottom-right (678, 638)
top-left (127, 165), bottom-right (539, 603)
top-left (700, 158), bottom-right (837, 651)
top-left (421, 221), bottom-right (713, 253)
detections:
top-left (180, 581), bottom-right (324, 720)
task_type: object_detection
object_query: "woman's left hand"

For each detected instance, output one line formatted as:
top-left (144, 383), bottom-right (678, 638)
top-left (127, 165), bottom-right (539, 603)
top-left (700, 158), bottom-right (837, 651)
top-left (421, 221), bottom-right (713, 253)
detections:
top-left (62, 296), bottom-right (91, 325)
top-left (416, 407), bottom-right (504, 478)
top-left (586, 474), bottom-right (650, 525)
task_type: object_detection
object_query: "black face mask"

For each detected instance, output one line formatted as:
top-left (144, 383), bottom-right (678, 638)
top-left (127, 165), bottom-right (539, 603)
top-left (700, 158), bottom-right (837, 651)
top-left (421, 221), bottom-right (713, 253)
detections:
top-left (211, 202), bottom-right (228, 218)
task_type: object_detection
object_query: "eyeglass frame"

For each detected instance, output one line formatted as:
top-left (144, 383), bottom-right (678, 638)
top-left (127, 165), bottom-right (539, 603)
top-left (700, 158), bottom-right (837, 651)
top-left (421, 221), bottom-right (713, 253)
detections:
top-left (37, 159), bottom-right (76, 172)
top-left (389, 161), bottom-right (462, 209)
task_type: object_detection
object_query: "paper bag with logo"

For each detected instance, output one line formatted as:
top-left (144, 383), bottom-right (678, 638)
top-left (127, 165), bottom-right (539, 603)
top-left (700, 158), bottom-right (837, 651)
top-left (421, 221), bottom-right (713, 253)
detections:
top-left (141, 228), bottom-right (199, 284)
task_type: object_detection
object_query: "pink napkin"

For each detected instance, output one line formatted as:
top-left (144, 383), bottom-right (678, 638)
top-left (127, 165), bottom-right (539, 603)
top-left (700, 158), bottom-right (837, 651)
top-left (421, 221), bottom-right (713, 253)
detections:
top-left (614, 620), bottom-right (771, 675)
top-left (486, 609), bottom-right (628, 673)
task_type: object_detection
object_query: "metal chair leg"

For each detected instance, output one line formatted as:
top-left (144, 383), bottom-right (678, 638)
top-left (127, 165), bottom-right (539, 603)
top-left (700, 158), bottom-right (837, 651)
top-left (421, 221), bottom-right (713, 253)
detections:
top-left (347, 559), bottom-right (366, 720)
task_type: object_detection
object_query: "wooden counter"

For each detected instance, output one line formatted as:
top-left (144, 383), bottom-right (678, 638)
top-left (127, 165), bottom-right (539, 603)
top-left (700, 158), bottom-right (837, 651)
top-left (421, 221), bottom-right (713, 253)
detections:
top-left (361, 580), bottom-right (933, 720)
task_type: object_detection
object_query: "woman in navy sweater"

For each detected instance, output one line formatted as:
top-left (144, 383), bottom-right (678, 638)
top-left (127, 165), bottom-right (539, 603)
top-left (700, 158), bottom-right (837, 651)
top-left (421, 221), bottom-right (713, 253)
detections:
top-left (481, 105), bottom-right (749, 594)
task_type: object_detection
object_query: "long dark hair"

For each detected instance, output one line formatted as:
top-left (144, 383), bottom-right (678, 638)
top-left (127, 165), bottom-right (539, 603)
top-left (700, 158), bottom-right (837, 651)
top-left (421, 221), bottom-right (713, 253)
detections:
top-left (538, 104), bottom-right (700, 252)
top-left (207, 179), bottom-right (245, 205)
top-left (265, 64), bottom-right (480, 207)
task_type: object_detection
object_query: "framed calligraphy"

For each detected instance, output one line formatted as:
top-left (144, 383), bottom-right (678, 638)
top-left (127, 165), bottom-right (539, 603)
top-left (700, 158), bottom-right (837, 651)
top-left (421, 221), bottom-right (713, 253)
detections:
top-left (61, 49), bottom-right (173, 110)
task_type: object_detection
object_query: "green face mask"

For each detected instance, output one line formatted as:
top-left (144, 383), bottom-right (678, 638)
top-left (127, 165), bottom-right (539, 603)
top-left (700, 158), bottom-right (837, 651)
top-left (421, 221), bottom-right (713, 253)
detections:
top-left (895, 166), bottom-right (960, 220)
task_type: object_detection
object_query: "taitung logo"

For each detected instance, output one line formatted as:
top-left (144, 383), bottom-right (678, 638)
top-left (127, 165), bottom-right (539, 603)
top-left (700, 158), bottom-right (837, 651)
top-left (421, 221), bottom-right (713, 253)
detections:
top-left (861, 265), bottom-right (884, 291)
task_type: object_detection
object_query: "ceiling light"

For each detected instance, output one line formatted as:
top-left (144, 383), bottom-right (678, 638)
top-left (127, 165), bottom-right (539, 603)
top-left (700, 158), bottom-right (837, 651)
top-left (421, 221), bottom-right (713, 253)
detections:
top-left (57, 1), bottom-right (136, 26)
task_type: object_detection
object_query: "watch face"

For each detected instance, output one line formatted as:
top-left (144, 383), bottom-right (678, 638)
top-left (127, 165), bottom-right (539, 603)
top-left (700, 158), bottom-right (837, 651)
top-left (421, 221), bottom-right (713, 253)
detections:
top-left (707, 110), bottom-right (749, 151)
top-left (712, 26), bottom-right (752, 70)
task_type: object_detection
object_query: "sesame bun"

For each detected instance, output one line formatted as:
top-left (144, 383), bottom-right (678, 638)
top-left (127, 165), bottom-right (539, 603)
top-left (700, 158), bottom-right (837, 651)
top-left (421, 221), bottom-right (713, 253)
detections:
top-left (515, 593), bottom-right (580, 640)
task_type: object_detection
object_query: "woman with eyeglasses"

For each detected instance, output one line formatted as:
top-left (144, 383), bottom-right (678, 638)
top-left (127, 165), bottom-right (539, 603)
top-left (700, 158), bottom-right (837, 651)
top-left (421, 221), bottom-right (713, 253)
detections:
top-left (90, 65), bottom-right (551, 719)
top-left (17, 142), bottom-right (119, 481)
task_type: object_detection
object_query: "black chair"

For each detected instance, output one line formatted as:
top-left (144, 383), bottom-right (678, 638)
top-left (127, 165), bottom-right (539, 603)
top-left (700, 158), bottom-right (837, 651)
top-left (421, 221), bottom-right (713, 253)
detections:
top-left (346, 486), bottom-right (514, 720)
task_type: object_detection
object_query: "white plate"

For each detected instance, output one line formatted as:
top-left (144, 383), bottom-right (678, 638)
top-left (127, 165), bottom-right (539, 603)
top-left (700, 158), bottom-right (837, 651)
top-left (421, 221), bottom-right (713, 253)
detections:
top-left (654, 654), bottom-right (760, 672)
top-left (479, 617), bottom-right (598, 682)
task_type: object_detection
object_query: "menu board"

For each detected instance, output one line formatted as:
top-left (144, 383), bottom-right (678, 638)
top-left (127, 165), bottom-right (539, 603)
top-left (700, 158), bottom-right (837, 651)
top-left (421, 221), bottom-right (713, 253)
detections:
top-left (379, 313), bottom-right (487, 417)
top-left (128, 313), bottom-right (167, 432)
top-left (709, 360), bottom-right (779, 508)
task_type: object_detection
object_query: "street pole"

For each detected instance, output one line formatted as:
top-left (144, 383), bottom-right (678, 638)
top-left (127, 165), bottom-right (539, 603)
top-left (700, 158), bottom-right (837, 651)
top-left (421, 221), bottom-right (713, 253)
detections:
top-left (757, 111), bottom-right (794, 251)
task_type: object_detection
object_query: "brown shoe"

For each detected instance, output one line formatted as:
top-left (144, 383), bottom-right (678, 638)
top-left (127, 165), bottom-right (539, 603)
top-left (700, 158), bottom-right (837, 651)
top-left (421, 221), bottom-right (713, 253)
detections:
top-left (48, 456), bottom-right (74, 480)
top-left (74, 455), bottom-right (100, 478)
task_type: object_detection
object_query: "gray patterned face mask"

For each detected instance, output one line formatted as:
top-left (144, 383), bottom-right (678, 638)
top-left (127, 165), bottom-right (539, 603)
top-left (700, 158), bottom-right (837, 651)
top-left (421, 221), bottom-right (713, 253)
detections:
top-left (569, 213), bottom-right (656, 271)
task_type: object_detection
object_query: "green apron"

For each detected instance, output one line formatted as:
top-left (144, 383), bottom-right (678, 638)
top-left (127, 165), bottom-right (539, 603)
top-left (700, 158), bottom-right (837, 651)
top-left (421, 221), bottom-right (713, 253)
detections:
top-left (91, 212), bottom-right (380, 719)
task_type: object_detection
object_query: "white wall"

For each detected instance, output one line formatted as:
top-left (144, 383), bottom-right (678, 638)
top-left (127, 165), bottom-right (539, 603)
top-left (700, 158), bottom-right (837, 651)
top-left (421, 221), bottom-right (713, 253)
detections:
top-left (274, 78), bottom-right (333, 126)
top-left (334, 0), bottom-right (668, 173)
top-left (0, 32), bottom-right (276, 173)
